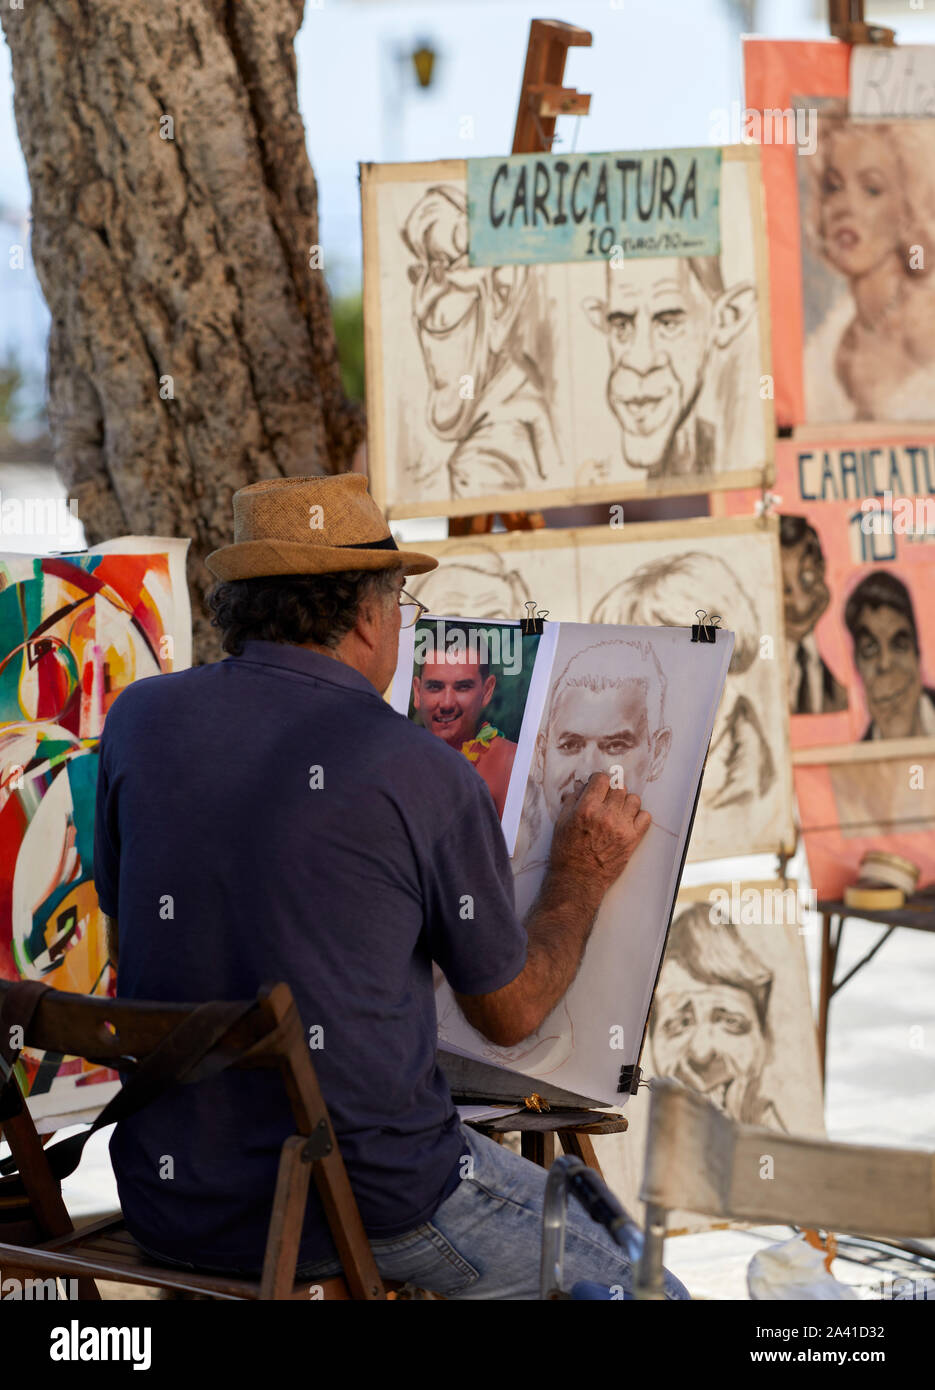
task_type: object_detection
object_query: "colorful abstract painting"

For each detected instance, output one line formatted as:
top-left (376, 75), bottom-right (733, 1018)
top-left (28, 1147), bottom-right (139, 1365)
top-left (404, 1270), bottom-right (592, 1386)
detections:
top-left (0, 537), bottom-right (191, 1125)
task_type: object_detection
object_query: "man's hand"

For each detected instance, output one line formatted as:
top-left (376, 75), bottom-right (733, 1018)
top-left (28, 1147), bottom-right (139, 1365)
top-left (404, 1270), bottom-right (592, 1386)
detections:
top-left (453, 773), bottom-right (650, 1047)
top-left (549, 771), bottom-right (651, 896)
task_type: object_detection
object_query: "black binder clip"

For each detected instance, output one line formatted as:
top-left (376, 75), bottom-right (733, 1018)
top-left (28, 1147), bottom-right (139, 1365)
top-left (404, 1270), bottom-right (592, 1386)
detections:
top-left (521, 600), bottom-right (549, 636)
top-left (617, 1064), bottom-right (642, 1096)
top-left (691, 609), bottom-right (722, 644)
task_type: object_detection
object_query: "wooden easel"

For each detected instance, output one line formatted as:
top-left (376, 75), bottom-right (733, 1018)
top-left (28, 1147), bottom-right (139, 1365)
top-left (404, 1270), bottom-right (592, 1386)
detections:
top-left (828, 0), bottom-right (894, 46)
top-left (448, 19), bottom-right (592, 542)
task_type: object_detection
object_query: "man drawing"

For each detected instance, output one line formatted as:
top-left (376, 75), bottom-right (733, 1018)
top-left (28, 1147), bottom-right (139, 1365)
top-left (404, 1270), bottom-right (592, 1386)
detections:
top-left (96, 472), bottom-right (688, 1299)
top-left (844, 571), bottom-right (935, 739)
top-left (401, 185), bottom-right (562, 497)
top-left (583, 256), bottom-right (756, 478)
top-left (649, 904), bottom-right (785, 1129)
top-left (412, 650), bottom-right (517, 818)
top-left (780, 515), bottom-right (848, 715)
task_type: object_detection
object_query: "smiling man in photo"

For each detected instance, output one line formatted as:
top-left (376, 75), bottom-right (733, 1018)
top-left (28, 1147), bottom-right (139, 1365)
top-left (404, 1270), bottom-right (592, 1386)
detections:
top-left (412, 651), bottom-right (517, 817)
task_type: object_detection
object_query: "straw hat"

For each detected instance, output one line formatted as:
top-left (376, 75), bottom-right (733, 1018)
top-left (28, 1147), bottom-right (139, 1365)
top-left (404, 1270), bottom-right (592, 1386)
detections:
top-left (205, 475), bottom-right (438, 581)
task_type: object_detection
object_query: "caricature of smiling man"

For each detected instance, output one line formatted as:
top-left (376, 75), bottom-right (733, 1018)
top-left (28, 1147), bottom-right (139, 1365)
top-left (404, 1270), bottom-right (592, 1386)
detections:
top-left (584, 256), bottom-right (756, 478)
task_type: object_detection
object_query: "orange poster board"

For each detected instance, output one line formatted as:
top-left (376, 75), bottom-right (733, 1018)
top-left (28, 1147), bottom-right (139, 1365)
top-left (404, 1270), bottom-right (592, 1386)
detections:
top-left (794, 750), bottom-right (935, 901)
top-left (743, 38), bottom-right (850, 427)
top-left (717, 435), bottom-right (935, 898)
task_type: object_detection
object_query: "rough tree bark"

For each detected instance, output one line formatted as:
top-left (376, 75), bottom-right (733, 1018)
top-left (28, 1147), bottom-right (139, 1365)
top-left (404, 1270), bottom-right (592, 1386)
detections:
top-left (1, 0), bottom-right (363, 659)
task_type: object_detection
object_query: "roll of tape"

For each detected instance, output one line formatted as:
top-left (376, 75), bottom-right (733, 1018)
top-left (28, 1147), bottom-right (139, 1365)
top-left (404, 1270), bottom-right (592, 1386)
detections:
top-left (844, 884), bottom-right (905, 911)
top-left (858, 850), bottom-right (920, 898)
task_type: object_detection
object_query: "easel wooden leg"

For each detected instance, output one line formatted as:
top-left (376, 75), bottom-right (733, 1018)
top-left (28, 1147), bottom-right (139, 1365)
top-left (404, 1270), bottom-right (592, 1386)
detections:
top-left (557, 1129), bottom-right (604, 1180)
top-left (817, 912), bottom-right (842, 1088)
top-left (522, 1130), bottom-right (555, 1168)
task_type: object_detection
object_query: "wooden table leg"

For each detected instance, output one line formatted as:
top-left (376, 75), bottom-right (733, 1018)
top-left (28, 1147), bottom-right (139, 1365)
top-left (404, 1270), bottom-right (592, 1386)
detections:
top-left (521, 1130), bottom-right (555, 1168)
top-left (817, 912), bottom-right (834, 1089)
top-left (557, 1129), bottom-right (605, 1179)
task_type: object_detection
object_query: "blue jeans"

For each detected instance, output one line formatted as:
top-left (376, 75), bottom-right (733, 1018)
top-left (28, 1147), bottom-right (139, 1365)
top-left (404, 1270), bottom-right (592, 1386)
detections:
top-left (298, 1123), bottom-right (690, 1300)
top-left (139, 1123), bottom-right (689, 1301)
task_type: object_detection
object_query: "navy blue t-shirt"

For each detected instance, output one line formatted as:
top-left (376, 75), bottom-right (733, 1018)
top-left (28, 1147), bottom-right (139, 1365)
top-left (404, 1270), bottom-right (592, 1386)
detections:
top-left (93, 640), bottom-right (527, 1271)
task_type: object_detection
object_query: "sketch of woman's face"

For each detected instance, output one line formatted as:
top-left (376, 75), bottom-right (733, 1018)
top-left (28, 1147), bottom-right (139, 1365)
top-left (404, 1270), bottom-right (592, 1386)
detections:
top-left (818, 131), bottom-right (902, 279)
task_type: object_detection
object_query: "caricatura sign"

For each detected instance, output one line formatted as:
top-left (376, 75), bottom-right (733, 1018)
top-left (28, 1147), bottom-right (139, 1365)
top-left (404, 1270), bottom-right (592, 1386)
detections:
top-left (466, 147), bottom-right (722, 265)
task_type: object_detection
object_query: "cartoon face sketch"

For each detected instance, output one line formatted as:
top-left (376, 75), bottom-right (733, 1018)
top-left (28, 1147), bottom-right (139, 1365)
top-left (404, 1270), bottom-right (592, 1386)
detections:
top-left (844, 570), bottom-right (935, 740)
top-left (401, 184), bottom-right (563, 496)
top-left (779, 515), bottom-right (848, 716)
top-left (591, 553), bottom-right (775, 815)
top-left (583, 257), bottom-right (756, 477)
top-left (649, 904), bottom-right (785, 1129)
top-left (408, 547), bottom-right (531, 620)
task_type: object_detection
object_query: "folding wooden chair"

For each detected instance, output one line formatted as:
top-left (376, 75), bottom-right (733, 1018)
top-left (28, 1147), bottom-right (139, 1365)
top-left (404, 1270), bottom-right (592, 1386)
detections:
top-left (0, 978), bottom-right (394, 1300)
top-left (634, 1078), bottom-right (935, 1299)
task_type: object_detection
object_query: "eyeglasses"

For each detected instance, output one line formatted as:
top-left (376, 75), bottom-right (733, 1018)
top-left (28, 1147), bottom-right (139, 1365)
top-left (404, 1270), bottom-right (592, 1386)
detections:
top-left (398, 588), bottom-right (429, 629)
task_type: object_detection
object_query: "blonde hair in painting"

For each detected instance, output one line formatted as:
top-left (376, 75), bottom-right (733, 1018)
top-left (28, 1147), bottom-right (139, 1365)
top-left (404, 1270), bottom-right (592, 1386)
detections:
top-left (803, 103), bottom-right (935, 280)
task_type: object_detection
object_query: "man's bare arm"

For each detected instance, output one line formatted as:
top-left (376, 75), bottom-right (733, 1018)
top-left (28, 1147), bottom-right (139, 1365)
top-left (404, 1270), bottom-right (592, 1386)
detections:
top-left (105, 914), bottom-right (118, 970)
top-left (454, 773), bottom-right (650, 1046)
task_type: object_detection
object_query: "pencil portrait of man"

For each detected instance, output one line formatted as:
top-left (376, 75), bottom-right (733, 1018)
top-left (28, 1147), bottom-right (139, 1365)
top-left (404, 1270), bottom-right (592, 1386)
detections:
top-left (517, 638), bottom-right (675, 873)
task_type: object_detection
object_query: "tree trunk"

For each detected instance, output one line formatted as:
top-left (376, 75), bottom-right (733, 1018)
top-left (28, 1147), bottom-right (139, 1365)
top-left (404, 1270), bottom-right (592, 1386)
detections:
top-left (1, 0), bottom-right (363, 660)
